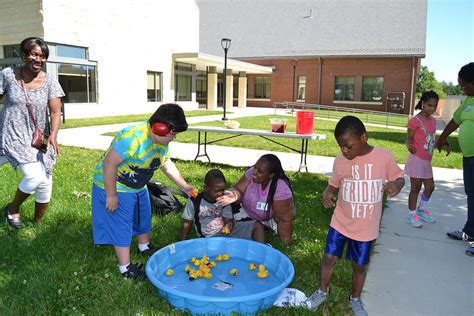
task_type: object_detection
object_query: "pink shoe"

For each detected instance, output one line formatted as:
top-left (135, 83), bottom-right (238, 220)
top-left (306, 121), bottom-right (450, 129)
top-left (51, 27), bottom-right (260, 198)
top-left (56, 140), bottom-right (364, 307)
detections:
top-left (407, 213), bottom-right (423, 227)
top-left (416, 208), bottom-right (435, 223)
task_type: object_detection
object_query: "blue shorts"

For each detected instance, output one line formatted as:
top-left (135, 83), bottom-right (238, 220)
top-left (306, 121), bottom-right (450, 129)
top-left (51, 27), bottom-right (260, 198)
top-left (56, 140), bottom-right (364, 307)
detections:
top-left (92, 184), bottom-right (152, 247)
top-left (324, 226), bottom-right (373, 265)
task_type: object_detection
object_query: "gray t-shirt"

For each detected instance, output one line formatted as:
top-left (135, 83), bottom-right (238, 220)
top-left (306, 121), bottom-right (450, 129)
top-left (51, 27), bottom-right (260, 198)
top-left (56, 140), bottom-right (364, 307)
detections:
top-left (182, 196), bottom-right (233, 237)
top-left (0, 67), bottom-right (65, 174)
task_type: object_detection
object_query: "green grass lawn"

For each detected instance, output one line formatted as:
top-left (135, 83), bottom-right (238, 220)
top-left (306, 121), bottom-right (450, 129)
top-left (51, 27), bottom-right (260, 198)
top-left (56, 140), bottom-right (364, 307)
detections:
top-left (305, 108), bottom-right (409, 128)
top-left (61, 110), bottom-right (223, 129)
top-left (102, 115), bottom-right (462, 169)
top-left (174, 115), bottom-right (462, 169)
top-left (0, 146), bottom-right (357, 315)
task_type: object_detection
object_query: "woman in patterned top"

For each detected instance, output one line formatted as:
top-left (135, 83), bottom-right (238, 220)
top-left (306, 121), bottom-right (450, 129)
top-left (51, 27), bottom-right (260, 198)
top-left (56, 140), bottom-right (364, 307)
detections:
top-left (0, 37), bottom-right (64, 229)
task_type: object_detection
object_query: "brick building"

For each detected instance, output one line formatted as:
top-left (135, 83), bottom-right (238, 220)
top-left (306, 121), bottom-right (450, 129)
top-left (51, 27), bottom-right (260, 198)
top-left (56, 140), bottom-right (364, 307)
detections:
top-left (0, 0), bottom-right (427, 117)
top-left (199, 0), bottom-right (427, 115)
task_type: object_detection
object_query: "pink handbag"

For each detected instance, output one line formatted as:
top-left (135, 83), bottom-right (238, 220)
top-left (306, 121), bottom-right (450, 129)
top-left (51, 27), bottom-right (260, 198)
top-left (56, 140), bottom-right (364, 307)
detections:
top-left (21, 80), bottom-right (49, 153)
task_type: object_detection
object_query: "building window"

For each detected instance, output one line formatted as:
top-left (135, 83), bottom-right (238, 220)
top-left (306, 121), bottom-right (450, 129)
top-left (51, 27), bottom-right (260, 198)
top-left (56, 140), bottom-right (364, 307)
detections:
top-left (297, 76), bottom-right (306, 100)
top-left (233, 75), bottom-right (238, 99)
top-left (55, 63), bottom-right (97, 103)
top-left (175, 74), bottom-right (192, 101)
top-left (3, 44), bottom-right (21, 58)
top-left (196, 71), bottom-right (207, 105)
top-left (334, 76), bottom-right (355, 101)
top-left (147, 72), bottom-right (162, 102)
top-left (56, 45), bottom-right (87, 59)
top-left (362, 76), bottom-right (384, 102)
top-left (254, 76), bottom-right (271, 99)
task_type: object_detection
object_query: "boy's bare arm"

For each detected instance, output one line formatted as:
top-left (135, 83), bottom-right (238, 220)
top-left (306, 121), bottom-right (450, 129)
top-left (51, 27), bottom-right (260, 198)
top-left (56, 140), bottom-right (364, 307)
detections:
top-left (181, 219), bottom-right (193, 240)
top-left (383, 177), bottom-right (405, 198)
top-left (103, 149), bottom-right (124, 212)
top-left (322, 185), bottom-right (338, 208)
top-left (160, 159), bottom-right (194, 196)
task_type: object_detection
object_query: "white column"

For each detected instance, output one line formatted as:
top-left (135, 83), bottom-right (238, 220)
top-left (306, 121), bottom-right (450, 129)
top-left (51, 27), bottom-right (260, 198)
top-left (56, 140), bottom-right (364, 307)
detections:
top-left (207, 66), bottom-right (218, 111)
top-left (238, 71), bottom-right (247, 108)
top-left (225, 68), bottom-right (233, 111)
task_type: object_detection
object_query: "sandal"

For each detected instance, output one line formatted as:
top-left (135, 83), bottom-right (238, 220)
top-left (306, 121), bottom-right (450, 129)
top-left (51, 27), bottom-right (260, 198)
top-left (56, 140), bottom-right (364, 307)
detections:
top-left (5, 204), bottom-right (23, 229)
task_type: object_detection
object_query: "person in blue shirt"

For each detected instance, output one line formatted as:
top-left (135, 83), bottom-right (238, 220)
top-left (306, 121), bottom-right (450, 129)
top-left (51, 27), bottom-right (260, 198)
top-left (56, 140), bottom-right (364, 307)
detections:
top-left (92, 103), bottom-right (194, 279)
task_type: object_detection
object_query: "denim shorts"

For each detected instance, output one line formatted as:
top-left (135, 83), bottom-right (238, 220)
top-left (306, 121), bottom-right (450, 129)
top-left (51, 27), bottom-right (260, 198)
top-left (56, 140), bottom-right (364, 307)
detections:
top-left (92, 184), bottom-right (152, 247)
top-left (324, 226), bottom-right (373, 265)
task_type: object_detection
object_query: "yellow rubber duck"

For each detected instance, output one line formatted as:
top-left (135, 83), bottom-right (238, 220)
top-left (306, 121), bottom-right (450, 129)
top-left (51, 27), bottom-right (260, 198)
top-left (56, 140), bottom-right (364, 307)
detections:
top-left (221, 253), bottom-right (230, 261)
top-left (215, 255), bottom-right (223, 261)
top-left (193, 259), bottom-right (201, 266)
top-left (209, 261), bottom-right (216, 267)
top-left (185, 265), bottom-right (191, 272)
top-left (258, 264), bottom-right (266, 271)
top-left (166, 269), bottom-right (174, 276)
top-left (230, 268), bottom-right (238, 276)
top-left (221, 226), bottom-right (231, 234)
top-left (203, 272), bottom-right (213, 279)
top-left (189, 257), bottom-right (196, 263)
top-left (249, 263), bottom-right (257, 270)
top-left (257, 269), bottom-right (269, 278)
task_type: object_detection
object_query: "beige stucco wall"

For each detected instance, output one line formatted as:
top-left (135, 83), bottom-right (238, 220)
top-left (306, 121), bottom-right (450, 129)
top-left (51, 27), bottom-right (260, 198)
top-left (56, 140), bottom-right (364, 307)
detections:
top-left (439, 95), bottom-right (467, 123)
top-left (1, 0), bottom-right (201, 117)
top-left (0, 0), bottom-right (44, 45)
top-left (42, 0), bottom-right (200, 116)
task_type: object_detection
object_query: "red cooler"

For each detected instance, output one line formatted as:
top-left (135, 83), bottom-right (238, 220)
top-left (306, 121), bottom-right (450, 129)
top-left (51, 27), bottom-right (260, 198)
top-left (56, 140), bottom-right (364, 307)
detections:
top-left (296, 111), bottom-right (314, 134)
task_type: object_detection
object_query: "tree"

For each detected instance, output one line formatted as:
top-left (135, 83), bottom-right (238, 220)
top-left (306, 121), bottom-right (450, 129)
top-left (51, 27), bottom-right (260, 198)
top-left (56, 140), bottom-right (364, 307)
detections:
top-left (441, 80), bottom-right (463, 96)
top-left (416, 65), bottom-right (447, 99)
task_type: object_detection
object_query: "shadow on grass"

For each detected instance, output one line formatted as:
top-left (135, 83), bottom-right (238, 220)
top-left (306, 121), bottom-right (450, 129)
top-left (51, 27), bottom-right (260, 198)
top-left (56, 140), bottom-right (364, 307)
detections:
top-left (0, 148), bottom-right (352, 315)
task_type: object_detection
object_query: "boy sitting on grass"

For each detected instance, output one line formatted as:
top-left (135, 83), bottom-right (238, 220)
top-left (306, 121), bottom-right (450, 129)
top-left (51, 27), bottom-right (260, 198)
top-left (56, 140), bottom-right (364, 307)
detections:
top-left (181, 169), bottom-right (265, 242)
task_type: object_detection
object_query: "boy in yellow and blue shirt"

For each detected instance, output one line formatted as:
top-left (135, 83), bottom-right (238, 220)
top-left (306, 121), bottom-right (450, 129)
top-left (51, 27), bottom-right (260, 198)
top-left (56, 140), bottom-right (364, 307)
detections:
top-left (92, 103), bottom-right (194, 279)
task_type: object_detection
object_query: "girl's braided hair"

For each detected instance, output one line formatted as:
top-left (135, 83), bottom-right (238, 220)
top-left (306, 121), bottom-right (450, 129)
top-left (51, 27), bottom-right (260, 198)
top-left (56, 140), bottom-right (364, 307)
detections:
top-left (256, 154), bottom-right (293, 220)
top-left (415, 90), bottom-right (439, 111)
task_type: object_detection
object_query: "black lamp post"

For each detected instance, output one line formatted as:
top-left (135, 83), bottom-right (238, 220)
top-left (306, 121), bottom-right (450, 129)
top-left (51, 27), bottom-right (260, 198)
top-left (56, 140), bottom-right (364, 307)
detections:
top-left (292, 59), bottom-right (298, 102)
top-left (221, 38), bottom-right (231, 120)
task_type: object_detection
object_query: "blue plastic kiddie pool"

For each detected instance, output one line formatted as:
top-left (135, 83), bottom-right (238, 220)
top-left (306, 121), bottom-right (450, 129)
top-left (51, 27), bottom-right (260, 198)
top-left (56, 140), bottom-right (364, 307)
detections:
top-left (146, 238), bottom-right (294, 315)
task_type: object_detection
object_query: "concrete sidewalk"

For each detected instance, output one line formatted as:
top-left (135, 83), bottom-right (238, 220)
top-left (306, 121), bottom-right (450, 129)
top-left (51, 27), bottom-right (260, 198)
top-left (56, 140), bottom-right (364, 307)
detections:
top-left (57, 109), bottom-right (472, 315)
top-left (364, 167), bottom-right (473, 316)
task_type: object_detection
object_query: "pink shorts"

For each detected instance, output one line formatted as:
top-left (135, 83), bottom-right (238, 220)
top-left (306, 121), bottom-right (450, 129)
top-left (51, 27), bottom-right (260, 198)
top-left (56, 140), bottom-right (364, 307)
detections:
top-left (404, 154), bottom-right (433, 179)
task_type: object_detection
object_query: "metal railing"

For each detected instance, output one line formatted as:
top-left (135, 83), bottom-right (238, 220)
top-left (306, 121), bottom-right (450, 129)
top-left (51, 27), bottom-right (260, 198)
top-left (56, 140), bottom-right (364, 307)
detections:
top-left (273, 101), bottom-right (409, 128)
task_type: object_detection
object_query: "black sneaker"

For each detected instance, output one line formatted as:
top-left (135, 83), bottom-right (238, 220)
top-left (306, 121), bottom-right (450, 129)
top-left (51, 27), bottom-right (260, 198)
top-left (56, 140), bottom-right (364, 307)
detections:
top-left (122, 263), bottom-right (146, 280)
top-left (447, 229), bottom-right (474, 241)
top-left (137, 243), bottom-right (158, 257)
top-left (4, 204), bottom-right (23, 229)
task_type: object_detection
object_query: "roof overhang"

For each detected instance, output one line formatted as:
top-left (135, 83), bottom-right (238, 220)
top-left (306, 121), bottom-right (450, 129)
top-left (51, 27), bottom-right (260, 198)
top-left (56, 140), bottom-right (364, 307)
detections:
top-left (173, 52), bottom-right (273, 74)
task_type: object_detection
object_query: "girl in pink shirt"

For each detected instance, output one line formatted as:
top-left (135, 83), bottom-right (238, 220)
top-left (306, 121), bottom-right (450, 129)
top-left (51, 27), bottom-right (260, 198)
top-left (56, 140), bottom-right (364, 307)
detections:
top-left (404, 90), bottom-right (439, 227)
